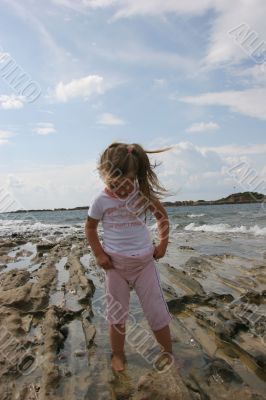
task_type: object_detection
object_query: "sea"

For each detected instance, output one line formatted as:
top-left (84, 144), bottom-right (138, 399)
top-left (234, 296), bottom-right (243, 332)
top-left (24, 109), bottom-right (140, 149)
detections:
top-left (0, 202), bottom-right (265, 260)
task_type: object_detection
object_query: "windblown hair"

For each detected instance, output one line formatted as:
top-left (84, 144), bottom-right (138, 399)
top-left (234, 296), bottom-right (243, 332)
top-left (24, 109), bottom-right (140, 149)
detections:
top-left (97, 142), bottom-right (172, 204)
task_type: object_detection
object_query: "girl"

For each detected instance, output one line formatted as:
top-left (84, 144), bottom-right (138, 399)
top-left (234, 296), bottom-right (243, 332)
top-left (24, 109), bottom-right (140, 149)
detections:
top-left (85, 142), bottom-right (174, 372)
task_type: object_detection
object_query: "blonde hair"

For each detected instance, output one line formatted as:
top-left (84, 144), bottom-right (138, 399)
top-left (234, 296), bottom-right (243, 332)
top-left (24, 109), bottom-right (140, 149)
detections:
top-left (97, 142), bottom-right (172, 204)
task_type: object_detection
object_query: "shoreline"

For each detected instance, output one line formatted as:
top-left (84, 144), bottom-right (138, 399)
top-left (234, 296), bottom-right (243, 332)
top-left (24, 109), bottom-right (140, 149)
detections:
top-left (1, 191), bottom-right (265, 214)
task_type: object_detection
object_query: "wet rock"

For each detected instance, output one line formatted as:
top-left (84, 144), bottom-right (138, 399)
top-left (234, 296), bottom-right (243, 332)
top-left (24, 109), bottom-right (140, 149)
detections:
top-left (240, 290), bottom-right (266, 305)
top-left (0, 254), bottom-right (14, 263)
top-left (164, 264), bottom-right (206, 295)
top-left (74, 350), bottom-right (86, 357)
top-left (133, 365), bottom-right (191, 400)
top-left (39, 305), bottom-right (65, 397)
top-left (179, 246), bottom-right (195, 251)
top-left (82, 317), bottom-right (96, 348)
top-left (188, 356), bottom-right (262, 399)
top-left (0, 269), bottom-right (30, 291)
top-left (0, 264), bottom-right (7, 272)
top-left (215, 320), bottom-right (248, 340)
top-left (183, 256), bottom-right (213, 278)
top-left (59, 325), bottom-right (69, 340)
top-left (65, 255), bottom-right (95, 304)
top-left (167, 292), bottom-right (234, 314)
top-left (36, 243), bottom-right (56, 253)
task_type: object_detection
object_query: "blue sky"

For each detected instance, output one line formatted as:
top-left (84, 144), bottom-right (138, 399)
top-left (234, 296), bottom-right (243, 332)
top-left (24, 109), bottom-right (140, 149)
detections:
top-left (0, 0), bottom-right (265, 209)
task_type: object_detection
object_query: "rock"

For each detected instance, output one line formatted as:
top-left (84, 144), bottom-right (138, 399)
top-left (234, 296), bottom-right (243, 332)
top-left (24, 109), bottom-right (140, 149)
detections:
top-left (59, 325), bottom-right (69, 340)
top-left (82, 317), bottom-right (96, 348)
top-left (0, 268), bottom-right (31, 290)
top-left (167, 292), bottom-right (234, 314)
top-left (179, 246), bottom-right (195, 251)
top-left (240, 290), bottom-right (266, 305)
top-left (183, 256), bottom-right (213, 278)
top-left (0, 264), bottom-right (7, 272)
top-left (74, 350), bottom-right (86, 357)
top-left (133, 365), bottom-right (191, 400)
top-left (164, 263), bottom-right (206, 295)
top-left (36, 243), bottom-right (56, 253)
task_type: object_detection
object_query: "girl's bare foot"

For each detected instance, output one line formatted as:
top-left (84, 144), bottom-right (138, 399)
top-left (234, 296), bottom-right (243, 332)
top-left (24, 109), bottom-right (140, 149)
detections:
top-left (111, 353), bottom-right (125, 372)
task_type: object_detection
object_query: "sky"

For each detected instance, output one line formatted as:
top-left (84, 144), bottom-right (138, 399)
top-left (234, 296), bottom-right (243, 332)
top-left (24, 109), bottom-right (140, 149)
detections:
top-left (0, 0), bottom-right (265, 210)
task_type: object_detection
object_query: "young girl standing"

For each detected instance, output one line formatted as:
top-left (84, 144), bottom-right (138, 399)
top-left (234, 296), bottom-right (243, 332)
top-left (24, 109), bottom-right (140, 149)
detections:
top-left (85, 142), bottom-right (173, 372)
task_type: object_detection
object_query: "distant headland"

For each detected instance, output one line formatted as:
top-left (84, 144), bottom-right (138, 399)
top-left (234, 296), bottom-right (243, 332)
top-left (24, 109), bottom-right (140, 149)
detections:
top-left (5, 191), bottom-right (266, 213)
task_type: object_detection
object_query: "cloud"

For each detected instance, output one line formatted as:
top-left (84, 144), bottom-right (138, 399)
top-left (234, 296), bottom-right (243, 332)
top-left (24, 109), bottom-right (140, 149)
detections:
top-left (153, 78), bottom-right (167, 87)
top-left (33, 123), bottom-right (57, 135)
top-left (1, 140), bottom-right (265, 209)
top-left (6, 174), bottom-right (24, 189)
top-left (180, 88), bottom-right (266, 120)
top-left (97, 113), bottom-right (126, 125)
top-left (231, 64), bottom-right (266, 86)
top-left (0, 160), bottom-right (102, 209)
top-left (202, 3), bottom-right (266, 68)
top-left (51, 0), bottom-right (266, 70)
top-left (0, 130), bottom-right (15, 145)
top-left (204, 144), bottom-right (266, 155)
top-left (0, 130), bottom-right (14, 140)
top-left (0, 95), bottom-right (25, 109)
top-left (92, 46), bottom-right (196, 72)
top-left (186, 121), bottom-right (220, 133)
top-left (3, 0), bottom-right (69, 70)
top-left (51, 0), bottom-right (214, 17)
top-left (52, 75), bottom-right (106, 102)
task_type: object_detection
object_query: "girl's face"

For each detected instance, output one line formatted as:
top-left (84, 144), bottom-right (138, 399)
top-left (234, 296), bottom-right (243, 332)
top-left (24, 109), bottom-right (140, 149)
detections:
top-left (107, 176), bottom-right (136, 198)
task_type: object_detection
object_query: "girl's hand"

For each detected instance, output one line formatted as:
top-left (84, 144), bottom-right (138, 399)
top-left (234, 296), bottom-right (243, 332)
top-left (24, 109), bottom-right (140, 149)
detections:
top-left (96, 252), bottom-right (114, 270)
top-left (153, 243), bottom-right (167, 260)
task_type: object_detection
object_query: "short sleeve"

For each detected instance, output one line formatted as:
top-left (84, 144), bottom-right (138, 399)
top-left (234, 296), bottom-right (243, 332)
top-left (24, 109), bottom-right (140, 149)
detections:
top-left (88, 196), bottom-right (103, 220)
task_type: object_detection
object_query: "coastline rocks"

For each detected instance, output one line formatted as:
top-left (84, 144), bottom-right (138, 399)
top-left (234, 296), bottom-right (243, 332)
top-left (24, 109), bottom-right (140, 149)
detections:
top-left (0, 268), bottom-right (31, 291)
top-left (133, 366), bottom-right (191, 400)
top-left (36, 243), bottom-right (56, 253)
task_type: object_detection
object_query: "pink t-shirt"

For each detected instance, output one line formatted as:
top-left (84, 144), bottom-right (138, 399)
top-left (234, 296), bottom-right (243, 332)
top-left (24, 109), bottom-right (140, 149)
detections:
top-left (88, 187), bottom-right (153, 255)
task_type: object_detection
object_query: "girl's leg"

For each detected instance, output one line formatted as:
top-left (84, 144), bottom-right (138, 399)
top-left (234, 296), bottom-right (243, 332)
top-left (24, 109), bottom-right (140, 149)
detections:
top-left (109, 323), bottom-right (126, 371)
top-left (153, 324), bottom-right (172, 353)
top-left (105, 268), bottom-right (130, 371)
top-left (134, 260), bottom-right (173, 353)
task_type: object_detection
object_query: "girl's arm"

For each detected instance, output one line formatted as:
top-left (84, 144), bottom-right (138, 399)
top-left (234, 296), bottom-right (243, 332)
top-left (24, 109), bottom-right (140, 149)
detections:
top-left (149, 199), bottom-right (169, 258)
top-left (85, 217), bottom-right (104, 256)
top-left (85, 217), bottom-right (113, 269)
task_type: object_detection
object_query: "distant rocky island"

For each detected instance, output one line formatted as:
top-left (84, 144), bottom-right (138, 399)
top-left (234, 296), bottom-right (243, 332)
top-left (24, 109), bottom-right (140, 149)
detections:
top-left (163, 191), bottom-right (266, 207)
top-left (6, 191), bottom-right (266, 213)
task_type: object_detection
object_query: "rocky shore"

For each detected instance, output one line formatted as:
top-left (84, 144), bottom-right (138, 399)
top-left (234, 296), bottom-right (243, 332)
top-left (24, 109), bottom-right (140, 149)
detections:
top-left (0, 231), bottom-right (265, 399)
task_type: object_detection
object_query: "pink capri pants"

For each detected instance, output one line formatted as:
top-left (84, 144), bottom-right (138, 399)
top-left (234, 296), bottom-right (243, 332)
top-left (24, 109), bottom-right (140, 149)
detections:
top-left (103, 245), bottom-right (172, 332)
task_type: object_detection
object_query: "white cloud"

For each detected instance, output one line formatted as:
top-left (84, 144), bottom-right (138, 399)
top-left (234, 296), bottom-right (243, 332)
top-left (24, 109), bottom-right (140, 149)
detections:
top-left (0, 160), bottom-right (103, 209)
top-left (52, 75), bottom-right (105, 102)
top-left (33, 123), bottom-right (56, 135)
top-left (180, 88), bottom-right (266, 120)
top-left (97, 113), bottom-right (126, 125)
top-left (0, 130), bottom-right (15, 146)
top-left (93, 46), bottom-right (196, 72)
top-left (0, 95), bottom-right (25, 109)
top-left (202, 3), bottom-right (266, 68)
top-left (52, 0), bottom-right (214, 17)
top-left (51, 0), bottom-right (266, 70)
top-left (6, 174), bottom-right (24, 189)
top-left (231, 64), bottom-right (266, 86)
top-left (1, 140), bottom-right (265, 208)
top-left (0, 130), bottom-right (14, 140)
top-left (186, 121), bottom-right (220, 133)
top-left (204, 144), bottom-right (266, 155)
